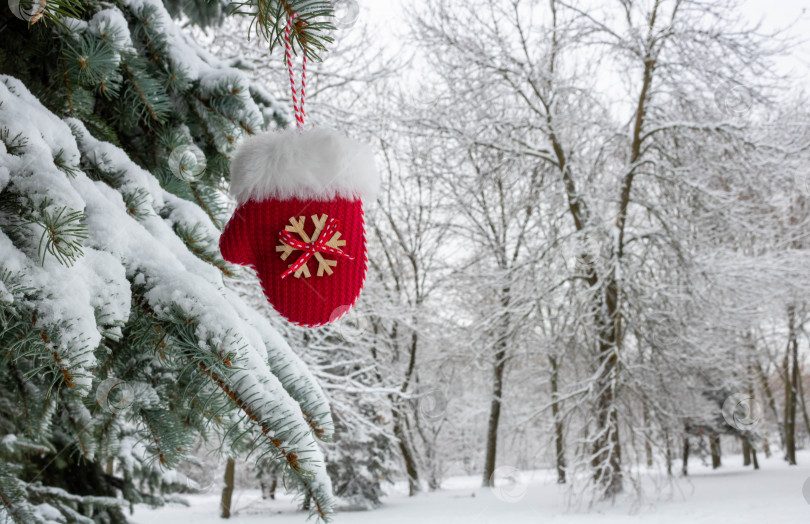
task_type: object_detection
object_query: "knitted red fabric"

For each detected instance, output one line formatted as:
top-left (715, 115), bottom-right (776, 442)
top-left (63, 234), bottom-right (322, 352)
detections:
top-left (220, 197), bottom-right (368, 327)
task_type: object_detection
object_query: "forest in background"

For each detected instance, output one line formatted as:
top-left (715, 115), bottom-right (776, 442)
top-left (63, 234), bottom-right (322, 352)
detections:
top-left (201, 0), bottom-right (810, 512)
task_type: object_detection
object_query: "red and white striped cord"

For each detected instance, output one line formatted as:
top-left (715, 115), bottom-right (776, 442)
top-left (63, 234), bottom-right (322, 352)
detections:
top-left (284, 13), bottom-right (307, 129)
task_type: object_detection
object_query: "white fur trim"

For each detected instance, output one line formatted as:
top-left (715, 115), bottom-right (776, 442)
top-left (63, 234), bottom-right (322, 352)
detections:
top-left (229, 128), bottom-right (380, 204)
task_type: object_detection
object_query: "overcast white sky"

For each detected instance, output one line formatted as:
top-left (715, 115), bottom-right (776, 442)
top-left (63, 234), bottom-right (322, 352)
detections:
top-left (359, 0), bottom-right (810, 78)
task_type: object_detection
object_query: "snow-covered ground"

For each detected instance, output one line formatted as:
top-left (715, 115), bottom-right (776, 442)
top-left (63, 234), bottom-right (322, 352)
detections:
top-left (133, 451), bottom-right (810, 523)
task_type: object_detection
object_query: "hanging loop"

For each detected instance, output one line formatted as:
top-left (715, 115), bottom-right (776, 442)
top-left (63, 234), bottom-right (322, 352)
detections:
top-left (284, 14), bottom-right (308, 129)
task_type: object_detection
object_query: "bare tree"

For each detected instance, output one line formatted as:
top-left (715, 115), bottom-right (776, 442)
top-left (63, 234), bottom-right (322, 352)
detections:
top-left (411, 0), bottom-right (794, 499)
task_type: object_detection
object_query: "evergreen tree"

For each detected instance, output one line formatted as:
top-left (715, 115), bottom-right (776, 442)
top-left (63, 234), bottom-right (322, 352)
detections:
top-left (325, 400), bottom-right (395, 510)
top-left (230, 274), bottom-right (399, 510)
top-left (0, 1), bottom-right (339, 521)
top-left (307, 324), bottom-right (397, 510)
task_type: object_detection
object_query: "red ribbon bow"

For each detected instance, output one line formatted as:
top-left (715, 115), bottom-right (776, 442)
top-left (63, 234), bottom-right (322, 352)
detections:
top-left (279, 217), bottom-right (353, 279)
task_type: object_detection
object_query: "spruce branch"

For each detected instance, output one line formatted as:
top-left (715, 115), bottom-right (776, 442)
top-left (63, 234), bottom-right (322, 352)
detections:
top-left (120, 57), bottom-right (171, 125)
top-left (194, 360), bottom-right (331, 520)
top-left (189, 181), bottom-right (228, 230)
top-left (0, 128), bottom-right (28, 156)
top-left (193, 78), bottom-right (262, 136)
top-left (0, 470), bottom-right (36, 524)
top-left (62, 34), bottom-right (120, 97)
top-left (174, 223), bottom-right (234, 277)
top-left (11, 0), bottom-right (85, 28)
top-left (52, 149), bottom-right (80, 178)
top-left (230, 0), bottom-right (336, 61)
top-left (122, 188), bottom-right (152, 220)
top-left (33, 203), bottom-right (88, 267)
top-left (138, 299), bottom-right (333, 519)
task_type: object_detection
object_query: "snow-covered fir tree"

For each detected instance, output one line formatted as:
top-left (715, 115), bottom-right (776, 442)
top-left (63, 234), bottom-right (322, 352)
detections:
top-left (0, 1), bottom-right (341, 522)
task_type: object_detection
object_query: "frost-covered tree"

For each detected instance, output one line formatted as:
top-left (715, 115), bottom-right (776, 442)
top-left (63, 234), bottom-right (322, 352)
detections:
top-left (410, 0), bottom-right (805, 500)
top-left (0, 1), bottom-right (341, 521)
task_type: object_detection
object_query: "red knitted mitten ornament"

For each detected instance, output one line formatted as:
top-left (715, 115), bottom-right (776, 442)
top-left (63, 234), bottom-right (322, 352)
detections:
top-left (220, 128), bottom-right (379, 327)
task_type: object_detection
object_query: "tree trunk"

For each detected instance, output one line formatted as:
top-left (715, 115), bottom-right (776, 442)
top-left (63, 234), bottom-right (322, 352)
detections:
top-left (482, 344), bottom-right (507, 487)
top-left (483, 286), bottom-right (511, 488)
top-left (643, 403), bottom-right (653, 468)
top-left (638, 335), bottom-right (653, 469)
top-left (412, 397), bottom-right (441, 492)
top-left (752, 446), bottom-right (760, 470)
top-left (742, 437), bottom-right (751, 466)
top-left (591, 279), bottom-right (623, 497)
top-left (549, 355), bottom-right (566, 484)
top-left (786, 305), bottom-right (799, 465)
top-left (709, 433), bottom-right (722, 469)
top-left (755, 360), bottom-right (784, 450)
top-left (782, 342), bottom-right (790, 460)
top-left (220, 457), bottom-right (235, 519)
top-left (392, 409), bottom-right (421, 495)
top-left (665, 432), bottom-right (673, 476)
top-left (795, 365), bottom-right (810, 437)
top-left (260, 477), bottom-right (277, 500)
top-left (682, 437), bottom-right (689, 476)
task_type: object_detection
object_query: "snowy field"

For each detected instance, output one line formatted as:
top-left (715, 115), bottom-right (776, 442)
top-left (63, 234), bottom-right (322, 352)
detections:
top-left (133, 451), bottom-right (810, 524)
